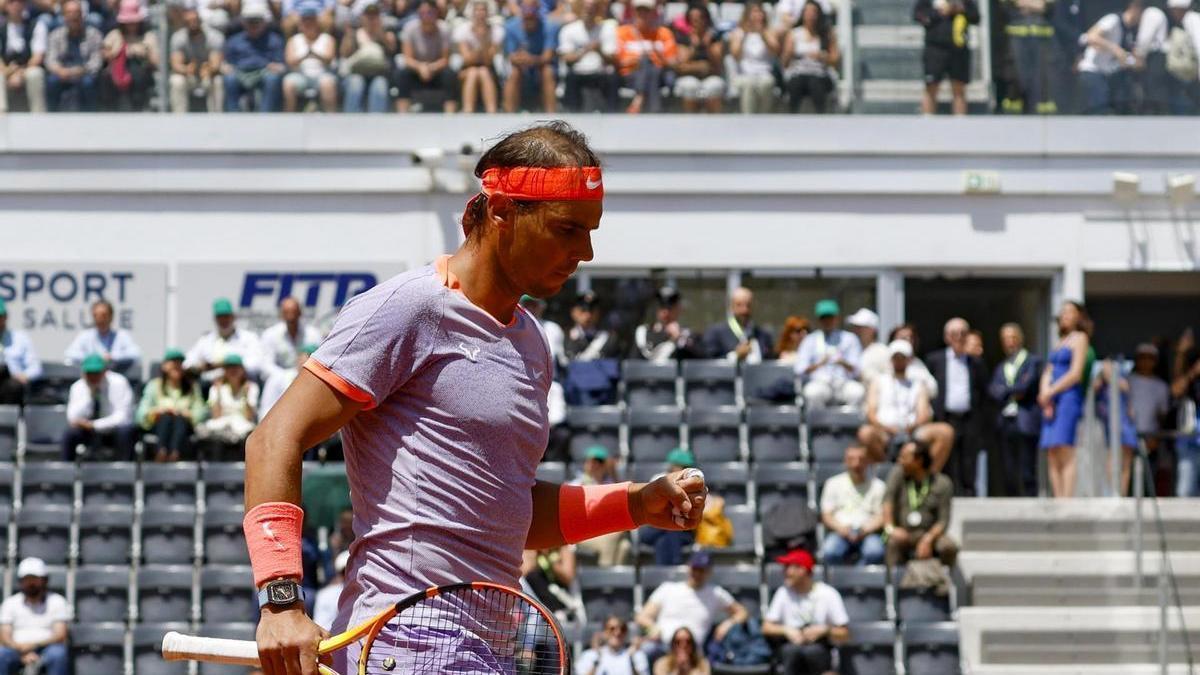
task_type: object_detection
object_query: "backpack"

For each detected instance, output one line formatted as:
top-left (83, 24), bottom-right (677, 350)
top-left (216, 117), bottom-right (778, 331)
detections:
top-left (706, 618), bottom-right (773, 666)
top-left (1167, 25), bottom-right (1199, 82)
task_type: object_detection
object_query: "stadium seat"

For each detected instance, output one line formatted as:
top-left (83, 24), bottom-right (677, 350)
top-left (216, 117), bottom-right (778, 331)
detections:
top-left (74, 565), bottom-right (132, 623)
top-left (535, 461), bottom-right (568, 484)
top-left (566, 406), bottom-right (622, 463)
top-left (742, 362), bottom-right (796, 406)
top-left (141, 505), bottom-right (197, 564)
top-left (685, 406), bottom-right (742, 463)
top-left (746, 406), bottom-right (801, 462)
top-left (30, 363), bottom-right (78, 405)
top-left (197, 623), bottom-right (257, 675)
top-left (203, 507), bottom-right (251, 564)
top-left (622, 360), bottom-right (679, 408)
top-left (806, 408), bottom-right (863, 464)
top-left (681, 360), bottom-right (737, 408)
top-left (137, 565), bottom-right (196, 623)
top-left (628, 407), bottom-right (683, 463)
top-left (134, 622), bottom-right (191, 675)
top-left (709, 563), bottom-right (762, 618)
top-left (16, 504), bottom-right (72, 564)
top-left (68, 622), bottom-right (126, 674)
top-left (45, 565), bottom-right (68, 596)
top-left (841, 621), bottom-right (898, 675)
top-left (701, 462), bottom-right (750, 506)
top-left (19, 461), bottom-right (76, 508)
top-left (79, 505), bottom-right (134, 564)
top-left (753, 462), bottom-right (811, 516)
top-left (718, 504), bottom-right (759, 560)
top-left (639, 564), bottom-right (687, 592)
top-left (80, 461), bottom-right (136, 508)
top-left (0, 405), bottom-right (17, 461)
top-left (902, 621), bottom-right (960, 675)
top-left (202, 462), bottom-right (247, 510)
top-left (200, 565), bottom-right (257, 623)
top-left (143, 462), bottom-right (199, 509)
top-left (806, 408), bottom-right (866, 433)
top-left (893, 567), bottom-right (951, 622)
top-left (22, 405), bottom-right (69, 460)
top-left (0, 463), bottom-right (12, 507)
top-left (577, 565), bottom-right (636, 623)
top-left (0, 504), bottom-right (9, 558)
top-left (828, 566), bottom-right (889, 622)
top-left (626, 463), bottom-right (665, 483)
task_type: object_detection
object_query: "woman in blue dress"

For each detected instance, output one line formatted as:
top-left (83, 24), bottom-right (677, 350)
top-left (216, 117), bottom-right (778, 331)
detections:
top-left (1038, 301), bottom-right (1091, 498)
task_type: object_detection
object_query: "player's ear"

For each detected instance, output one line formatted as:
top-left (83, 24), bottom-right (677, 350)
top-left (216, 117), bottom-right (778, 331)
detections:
top-left (488, 194), bottom-right (516, 232)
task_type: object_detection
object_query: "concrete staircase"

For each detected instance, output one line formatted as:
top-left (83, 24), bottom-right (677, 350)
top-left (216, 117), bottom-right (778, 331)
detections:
top-left (950, 498), bottom-right (1200, 673)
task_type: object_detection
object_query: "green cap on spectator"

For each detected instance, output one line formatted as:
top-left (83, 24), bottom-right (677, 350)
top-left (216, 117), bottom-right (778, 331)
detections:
top-left (81, 353), bottom-right (106, 374)
top-left (666, 448), bottom-right (695, 468)
top-left (301, 343), bottom-right (320, 355)
top-left (222, 353), bottom-right (244, 367)
top-left (212, 298), bottom-right (234, 316)
top-left (0, 298), bottom-right (6, 316)
top-left (815, 299), bottom-right (840, 318)
top-left (163, 348), bottom-right (186, 362)
top-left (585, 446), bottom-right (609, 462)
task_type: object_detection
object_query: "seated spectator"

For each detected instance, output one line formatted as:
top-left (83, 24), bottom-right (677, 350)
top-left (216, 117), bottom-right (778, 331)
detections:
top-left (340, 0), bottom-right (396, 112)
top-left (987, 323), bottom-right (1042, 497)
top-left (260, 296), bottom-right (322, 380)
top-left (615, 0), bottom-right (677, 114)
top-left (780, 0), bottom-right (838, 113)
top-left (694, 493), bottom-right (732, 549)
top-left (1129, 343), bottom-right (1169, 456)
top-left (184, 297), bottom-right (263, 381)
top-left (858, 340), bottom-right (954, 468)
top-left (168, 0), bottom-right (224, 112)
top-left (882, 440), bottom-right (958, 567)
top-left (279, 0), bottom-right (334, 35)
top-left (672, 3), bottom-right (724, 113)
top-left (729, 2), bottom-right (777, 114)
top-left (453, 0), bottom-right (502, 113)
top-left (653, 627), bottom-right (710, 675)
top-left (503, 0), bottom-right (557, 112)
top-left (64, 299), bottom-right (142, 376)
top-left (914, 0), bottom-right (979, 115)
top-left (198, 0), bottom-right (236, 33)
top-left (0, 299), bottom-right (43, 405)
top-left (636, 550), bottom-right (747, 661)
top-left (198, 354), bottom-right (259, 451)
top-left (1, 0), bottom-right (47, 113)
top-left (283, 0), bottom-right (338, 112)
top-left (136, 348), bottom-right (207, 463)
top-left (558, 0), bottom-right (617, 112)
top-left (1173, 334), bottom-right (1200, 497)
top-left (868, 322), bottom-right (938, 396)
top-left (98, 0), bottom-right (157, 111)
top-left (634, 287), bottom-right (698, 363)
top-left (1166, 0), bottom-right (1200, 114)
top-left (63, 353), bottom-right (136, 460)
top-left (849, 309), bottom-right (886, 384)
top-left (44, 0), bottom-right (101, 111)
top-left (1076, 0), bottom-right (1143, 114)
top-left (773, 0), bottom-right (832, 36)
top-left (259, 342), bottom-right (317, 418)
top-left (774, 315), bottom-right (810, 364)
top-left (571, 446), bottom-right (631, 565)
top-left (0, 558), bottom-right (70, 675)
top-left (521, 545), bottom-right (578, 621)
top-left (520, 294), bottom-right (566, 367)
top-left (221, 0), bottom-right (285, 112)
top-left (312, 550), bottom-right (348, 630)
top-left (763, 549), bottom-right (850, 675)
top-left (794, 299), bottom-right (863, 409)
top-left (819, 445), bottom-right (886, 565)
top-left (703, 287), bottom-right (773, 364)
top-left (638, 448), bottom-right (698, 564)
top-left (578, 615), bottom-right (650, 675)
top-left (565, 291), bottom-right (622, 362)
top-left (398, 0), bottom-right (457, 112)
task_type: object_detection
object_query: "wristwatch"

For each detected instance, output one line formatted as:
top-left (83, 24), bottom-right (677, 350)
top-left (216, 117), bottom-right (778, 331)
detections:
top-left (258, 579), bottom-right (305, 609)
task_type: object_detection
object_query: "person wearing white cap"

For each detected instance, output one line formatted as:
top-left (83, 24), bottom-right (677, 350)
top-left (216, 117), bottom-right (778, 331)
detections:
top-left (857, 339), bottom-right (953, 471)
top-left (311, 551), bottom-right (349, 631)
top-left (848, 308), bottom-right (889, 387)
top-left (0, 558), bottom-right (71, 675)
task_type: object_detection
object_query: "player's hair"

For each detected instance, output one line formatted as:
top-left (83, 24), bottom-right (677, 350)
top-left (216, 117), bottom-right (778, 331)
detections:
top-left (463, 121), bottom-right (602, 241)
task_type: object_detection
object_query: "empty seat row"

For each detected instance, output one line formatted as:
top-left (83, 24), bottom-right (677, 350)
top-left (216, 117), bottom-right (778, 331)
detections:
top-left (69, 621), bottom-right (257, 675)
top-left (0, 461), bottom-right (246, 510)
top-left (620, 359), bottom-right (797, 408)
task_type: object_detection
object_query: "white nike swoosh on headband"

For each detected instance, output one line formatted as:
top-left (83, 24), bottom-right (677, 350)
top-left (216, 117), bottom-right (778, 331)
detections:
top-left (586, 177), bottom-right (602, 190)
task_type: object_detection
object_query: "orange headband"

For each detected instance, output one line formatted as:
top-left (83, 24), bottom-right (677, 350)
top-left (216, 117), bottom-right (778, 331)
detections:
top-left (480, 166), bottom-right (604, 201)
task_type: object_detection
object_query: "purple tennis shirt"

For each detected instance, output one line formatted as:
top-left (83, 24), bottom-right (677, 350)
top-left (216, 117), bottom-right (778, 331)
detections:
top-left (304, 256), bottom-right (552, 671)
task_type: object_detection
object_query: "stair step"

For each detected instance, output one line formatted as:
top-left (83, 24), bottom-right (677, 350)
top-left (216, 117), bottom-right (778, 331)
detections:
top-left (983, 630), bottom-right (1195, 665)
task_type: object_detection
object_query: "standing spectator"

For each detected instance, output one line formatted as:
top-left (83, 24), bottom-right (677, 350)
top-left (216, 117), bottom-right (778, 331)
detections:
top-left (1076, 0), bottom-right (1143, 115)
top-left (519, 294), bottom-right (566, 366)
top-left (998, 0), bottom-right (1059, 114)
top-left (858, 340), bottom-right (954, 468)
top-left (259, 296), bottom-right (322, 380)
top-left (63, 299), bottom-right (142, 376)
top-left (1, 0), bottom-right (47, 113)
top-left (184, 297), bottom-right (263, 381)
top-left (913, 0), bottom-right (980, 115)
top-left (794, 299), bottom-right (864, 409)
top-left (0, 299), bottom-right (42, 405)
top-left (197, 353), bottom-right (259, 449)
top-left (564, 291), bottom-right (622, 362)
top-left (98, 0), bottom-right (157, 111)
top-left (168, 1), bottom-right (224, 113)
top-left (221, 0), bottom-right (285, 112)
top-left (819, 445), bottom-right (886, 565)
top-left (1135, 4), bottom-right (1170, 114)
top-left (558, 0), bottom-right (616, 112)
top-left (636, 551), bottom-right (748, 657)
top-left (1094, 360), bottom-right (1138, 496)
top-left (453, 0), bottom-right (501, 113)
top-left (763, 548), bottom-right (850, 675)
top-left (1128, 343), bottom-right (1169, 456)
top-left (578, 615), bottom-right (650, 675)
top-left (503, 0), bottom-right (557, 112)
top-left (398, 0), bottom-right (456, 112)
top-left (43, 0), bottom-right (100, 111)
top-left (672, 3), bottom-right (724, 113)
top-left (1166, 0), bottom-right (1200, 114)
top-left (965, 329), bottom-right (984, 359)
top-left (652, 628), bottom-right (710, 675)
top-left (282, 0), bottom-right (338, 112)
top-left (634, 286), bottom-right (698, 363)
top-left (62, 353), bottom-right (136, 460)
top-left (312, 550), bottom-right (348, 631)
top-left (1038, 301), bottom-right (1090, 498)
top-left (615, 0), bottom-right (676, 114)
top-left (136, 348), bottom-right (207, 463)
top-left (1173, 333), bottom-right (1200, 496)
top-left (774, 315), bottom-right (810, 365)
top-left (1049, 0), bottom-right (1084, 113)
top-left (846, 308), bottom-right (883, 380)
top-left (0, 558), bottom-right (70, 675)
top-left (881, 440), bottom-right (958, 567)
top-left (729, 1), bottom-right (777, 114)
top-left (570, 446), bottom-right (631, 565)
top-left (926, 317), bottom-right (988, 496)
top-left (638, 448), bottom-right (698, 564)
top-left (340, 0), bottom-right (395, 113)
top-left (987, 323), bottom-right (1043, 497)
top-left (781, 0), bottom-right (838, 113)
top-left (702, 287), bottom-right (774, 364)
top-left (259, 343), bottom-right (317, 419)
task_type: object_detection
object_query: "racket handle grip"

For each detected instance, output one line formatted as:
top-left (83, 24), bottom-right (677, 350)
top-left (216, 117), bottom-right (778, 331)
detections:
top-left (161, 631), bottom-right (262, 666)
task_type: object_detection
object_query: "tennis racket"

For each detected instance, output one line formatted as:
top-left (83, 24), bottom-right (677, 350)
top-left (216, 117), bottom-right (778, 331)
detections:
top-left (161, 581), bottom-right (569, 675)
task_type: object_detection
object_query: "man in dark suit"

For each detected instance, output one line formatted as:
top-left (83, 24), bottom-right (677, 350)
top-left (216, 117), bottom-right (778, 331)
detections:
top-left (926, 317), bottom-right (989, 496)
top-left (702, 286), bottom-right (774, 364)
top-left (988, 323), bottom-right (1043, 497)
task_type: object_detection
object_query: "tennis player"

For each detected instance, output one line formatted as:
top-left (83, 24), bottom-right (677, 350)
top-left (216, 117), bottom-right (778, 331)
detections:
top-left (244, 121), bottom-right (707, 675)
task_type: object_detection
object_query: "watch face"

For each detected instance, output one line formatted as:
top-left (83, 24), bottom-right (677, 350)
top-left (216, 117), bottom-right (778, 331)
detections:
top-left (268, 583), bottom-right (298, 605)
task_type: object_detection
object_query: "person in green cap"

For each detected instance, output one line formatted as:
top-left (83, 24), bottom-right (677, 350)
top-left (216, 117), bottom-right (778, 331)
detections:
top-left (795, 298), bottom-right (865, 409)
top-left (63, 353), bottom-right (136, 459)
top-left (136, 348), bottom-right (208, 462)
top-left (638, 447), bottom-right (699, 564)
top-left (0, 298), bottom-right (44, 404)
top-left (702, 286), bottom-right (774, 364)
top-left (184, 297), bottom-right (263, 382)
top-left (259, 342), bottom-right (320, 419)
top-left (259, 297), bottom-right (323, 381)
top-left (197, 353), bottom-right (260, 454)
top-left (569, 445), bottom-right (631, 566)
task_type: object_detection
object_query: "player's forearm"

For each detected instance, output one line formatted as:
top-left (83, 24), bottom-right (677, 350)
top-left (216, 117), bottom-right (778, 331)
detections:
top-left (526, 480), bottom-right (568, 549)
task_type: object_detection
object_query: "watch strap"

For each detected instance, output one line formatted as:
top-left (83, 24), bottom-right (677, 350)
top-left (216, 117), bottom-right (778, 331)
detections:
top-left (257, 580), bottom-right (306, 609)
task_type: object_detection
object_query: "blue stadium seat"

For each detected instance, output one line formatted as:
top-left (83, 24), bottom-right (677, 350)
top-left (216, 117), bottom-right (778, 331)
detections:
top-left (753, 463), bottom-right (811, 516)
top-left (622, 360), bottom-right (679, 408)
top-left (143, 462), bottom-right (199, 509)
top-left (685, 406), bottom-right (742, 463)
top-left (840, 621), bottom-right (898, 675)
top-left (202, 462), bottom-right (247, 510)
top-left (141, 506), bottom-right (197, 564)
top-left (19, 461), bottom-right (76, 508)
top-left (682, 360), bottom-right (737, 408)
top-left (74, 565), bottom-right (132, 623)
top-left (535, 462), bottom-right (568, 484)
top-left (201, 565), bottom-right (257, 623)
top-left (79, 505), bottom-right (134, 565)
top-left (702, 462), bottom-right (750, 506)
top-left (892, 567), bottom-right (951, 622)
top-left (80, 461), bottom-right (136, 508)
top-left (137, 565), bottom-right (196, 623)
top-left (134, 623), bottom-right (191, 675)
top-left (709, 563), bottom-right (762, 618)
top-left (16, 504), bottom-right (72, 564)
top-left (0, 463), bottom-right (12, 508)
top-left (829, 566), bottom-right (889, 623)
top-left (902, 622), bottom-right (960, 675)
top-left (742, 362), bottom-right (796, 406)
top-left (577, 566), bottom-right (636, 623)
top-left (566, 407), bottom-right (622, 463)
top-left (197, 623), bottom-right (258, 675)
top-left (0, 405), bottom-right (17, 461)
top-left (22, 405), bottom-right (68, 460)
top-left (628, 407), bottom-right (683, 463)
top-left (203, 507), bottom-right (251, 564)
top-left (746, 406), bottom-right (801, 462)
top-left (68, 622), bottom-right (126, 674)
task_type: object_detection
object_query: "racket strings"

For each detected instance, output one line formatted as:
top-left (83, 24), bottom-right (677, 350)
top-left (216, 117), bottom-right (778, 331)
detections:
top-left (361, 586), bottom-right (564, 675)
